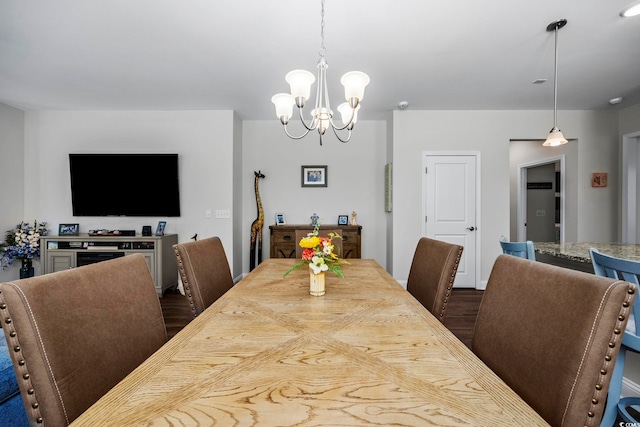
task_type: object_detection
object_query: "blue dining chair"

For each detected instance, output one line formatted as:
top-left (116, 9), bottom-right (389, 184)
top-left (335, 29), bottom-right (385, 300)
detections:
top-left (500, 240), bottom-right (536, 260)
top-left (590, 248), bottom-right (640, 427)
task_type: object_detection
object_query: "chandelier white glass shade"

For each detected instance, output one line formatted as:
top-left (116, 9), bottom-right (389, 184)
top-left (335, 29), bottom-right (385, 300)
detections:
top-left (543, 19), bottom-right (568, 147)
top-left (271, 0), bottom-right (369, 145)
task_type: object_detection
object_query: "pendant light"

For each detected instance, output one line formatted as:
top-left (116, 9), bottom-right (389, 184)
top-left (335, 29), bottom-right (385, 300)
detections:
top-left (543, 19), bottom-right (568, 147)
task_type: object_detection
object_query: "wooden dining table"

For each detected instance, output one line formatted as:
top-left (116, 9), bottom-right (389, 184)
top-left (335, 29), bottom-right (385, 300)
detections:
top-left (71, 259), bottom-right (549, 426)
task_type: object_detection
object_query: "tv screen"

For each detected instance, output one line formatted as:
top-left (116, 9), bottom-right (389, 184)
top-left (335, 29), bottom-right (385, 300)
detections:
top-left (69, 154), bottom-right (181, 217)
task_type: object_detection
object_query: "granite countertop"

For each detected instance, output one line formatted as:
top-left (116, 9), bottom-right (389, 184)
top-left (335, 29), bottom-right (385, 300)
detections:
top-left (534, 242), bottom-right (640, 263)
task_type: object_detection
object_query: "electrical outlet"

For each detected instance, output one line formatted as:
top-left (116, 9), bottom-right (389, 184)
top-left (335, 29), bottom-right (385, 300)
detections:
top-left (205, 209), bottom-right (212, 218)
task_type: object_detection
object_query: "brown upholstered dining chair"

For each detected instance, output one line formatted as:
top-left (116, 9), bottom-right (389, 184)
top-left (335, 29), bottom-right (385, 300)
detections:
top-left (173, 236), bottom-right (234, 318)
top-left (294, 229), bottom-right (343, 259)
top-left (406, 237), bottom-right (464, 323)
top-left (472, 254), bottom-right (636, 427)
top-left (0, 253), bottom-right (167, 426)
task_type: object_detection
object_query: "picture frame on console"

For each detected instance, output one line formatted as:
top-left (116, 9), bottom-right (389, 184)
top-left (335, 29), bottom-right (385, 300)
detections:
top-left (338, 215), bottom-right (349, 225)
top-left (275, 213), bottom-right (286, 225)
top-left (155, 221), bottom-right (166, 236)
top-left (59, 223), bottom-right (79, 236)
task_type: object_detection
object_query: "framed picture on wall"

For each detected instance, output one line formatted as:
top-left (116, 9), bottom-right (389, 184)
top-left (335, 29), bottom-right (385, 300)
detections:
top-left (301, 165), bottom-right (327, 187)
top-left (591, 172), bottom-right (607, 187)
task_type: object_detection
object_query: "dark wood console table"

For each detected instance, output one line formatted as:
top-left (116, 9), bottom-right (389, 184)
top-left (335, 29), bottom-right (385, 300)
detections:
top-left (269, 224), bottom-right (362, 259)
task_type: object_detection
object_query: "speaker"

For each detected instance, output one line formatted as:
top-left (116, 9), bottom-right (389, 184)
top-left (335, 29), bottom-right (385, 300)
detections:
top-left (142, 225), bottom-right (152, 236)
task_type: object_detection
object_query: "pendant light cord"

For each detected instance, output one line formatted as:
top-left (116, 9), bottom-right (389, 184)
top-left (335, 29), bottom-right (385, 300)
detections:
top-left (553, 25), bottom-right (559, 128)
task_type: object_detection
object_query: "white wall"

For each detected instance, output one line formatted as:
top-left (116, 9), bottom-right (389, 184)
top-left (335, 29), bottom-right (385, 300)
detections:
top-left (616, 103), bottom-right (640, 394)
top-left (3, 105), bottom-right (629, 286)
top-left (0, 103), bottom-right (25, 282)
top-left (232, 113), bottom-right (243, 280)
top-left (241, 120), bottom-right (388, 273)
top-left (392, 109), bottom-right (619, 286)
top-left (21, 110), bottom-right (237, 276)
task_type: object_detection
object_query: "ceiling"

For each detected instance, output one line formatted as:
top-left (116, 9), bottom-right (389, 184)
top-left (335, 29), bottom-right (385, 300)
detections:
top-left (1, 0), bottom-right (639, 121)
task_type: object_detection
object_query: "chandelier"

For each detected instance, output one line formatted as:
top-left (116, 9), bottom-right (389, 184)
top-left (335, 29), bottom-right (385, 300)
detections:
top-left (543, 19), bottom-right (568, 147)
top-left (271, 0), bottom-right (370, 146)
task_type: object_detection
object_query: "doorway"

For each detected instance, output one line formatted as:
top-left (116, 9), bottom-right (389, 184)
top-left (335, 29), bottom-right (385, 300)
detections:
top-left (517, 156), bottom-right (565, 243)
top-left (423, 152), bottom-right (480, 289)
top-left (622, 131), bottom-right (640, 243)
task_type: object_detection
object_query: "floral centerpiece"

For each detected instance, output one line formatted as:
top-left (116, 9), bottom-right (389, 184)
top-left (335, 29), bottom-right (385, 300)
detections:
top-left (284, 224), bottom-right (348, 296)
top-left (1, 221), bottom-right (48, 276)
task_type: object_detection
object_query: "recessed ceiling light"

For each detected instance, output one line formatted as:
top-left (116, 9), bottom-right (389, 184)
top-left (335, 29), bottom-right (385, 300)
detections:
top-left (621, 1), bottom-right (640, 17)
top-left (398, 101), bottom-right (409, 110)
top-left (532, 79), bottom-right (547, 84)
top-left (610, 97), bottom-right (623, 105)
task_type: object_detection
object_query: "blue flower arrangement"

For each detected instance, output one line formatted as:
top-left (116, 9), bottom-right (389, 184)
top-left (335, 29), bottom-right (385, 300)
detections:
top-left (1, 221), bottom-right (47, 270)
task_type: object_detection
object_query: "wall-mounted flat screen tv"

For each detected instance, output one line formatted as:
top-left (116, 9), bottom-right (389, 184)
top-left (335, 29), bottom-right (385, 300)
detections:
top-left (69, 153), bottom-right (181, 217)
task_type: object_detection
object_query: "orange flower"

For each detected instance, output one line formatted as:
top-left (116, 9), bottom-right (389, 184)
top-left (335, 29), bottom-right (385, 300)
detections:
top-left (302, 248), bottom-right (315, 261)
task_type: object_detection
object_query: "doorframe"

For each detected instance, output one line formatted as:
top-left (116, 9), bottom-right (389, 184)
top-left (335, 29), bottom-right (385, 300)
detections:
top-left (622, 131), bottom-right (640, 243)
top-left (422, 151), bottom-right (482, 290)
top-left (517, 155), bottom-right (566, 243)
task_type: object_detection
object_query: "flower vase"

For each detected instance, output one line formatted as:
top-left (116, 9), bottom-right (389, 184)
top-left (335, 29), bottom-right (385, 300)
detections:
top-left (309, 269), bottom-right (326, 297)
top-left (20, 259), bottom-right (34, 279)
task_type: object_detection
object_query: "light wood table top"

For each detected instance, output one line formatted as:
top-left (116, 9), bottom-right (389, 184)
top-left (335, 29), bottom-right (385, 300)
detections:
top-left (72, 259), bottom-right (548, 426)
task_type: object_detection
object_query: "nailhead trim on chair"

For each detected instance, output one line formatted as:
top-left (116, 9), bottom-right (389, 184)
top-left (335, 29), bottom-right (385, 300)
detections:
top-left (174, 246), bottom-right (198, 318)
top-left (0, 288), bottom-right (44, 424)
top-left (437, 246), bottom-right (464, 322)
top-left (581, 283), bottom-right (636, 427)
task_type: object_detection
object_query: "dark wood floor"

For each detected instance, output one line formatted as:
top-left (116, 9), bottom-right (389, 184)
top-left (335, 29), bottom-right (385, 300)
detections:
top-left (443, 288), bottom-right (484, 348)
top-left (160, 287), bottom-right (484, 348)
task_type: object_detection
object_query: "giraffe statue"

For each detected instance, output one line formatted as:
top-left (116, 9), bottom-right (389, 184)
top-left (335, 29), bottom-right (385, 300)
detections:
top-left (250, 170), bottom-right (266, 271)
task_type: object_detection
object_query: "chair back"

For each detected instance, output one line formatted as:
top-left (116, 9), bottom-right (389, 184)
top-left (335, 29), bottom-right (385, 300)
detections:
top-left (294, 229), bottom-right (343, 259)
top-left (472, 255), bottom-right (635, 427)
top-left (590, 248), bottom-right (640, 323)
top-left (406, 237), bottom-right (463, 323)
top-left (590, 248), bottom-right (640, 426)
top-left (500, 240), bottom-right (536, 260)
top-left (173, 236), bottom-right (234, 318)
top-left (0, 254), bottom-right (167, 426)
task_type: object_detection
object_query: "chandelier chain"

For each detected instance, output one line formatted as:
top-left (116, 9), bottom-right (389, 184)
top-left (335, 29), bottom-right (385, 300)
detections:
top-left (319, 0), bottom-right (326, 58)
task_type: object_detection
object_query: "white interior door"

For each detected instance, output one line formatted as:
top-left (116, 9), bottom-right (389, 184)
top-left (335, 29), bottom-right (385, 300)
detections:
top-left (424, 154), bottom-right (478, 288)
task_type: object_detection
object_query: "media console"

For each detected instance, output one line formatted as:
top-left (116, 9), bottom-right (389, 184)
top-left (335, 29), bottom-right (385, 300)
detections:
top-left (40, 233), bottom-right (178, 297)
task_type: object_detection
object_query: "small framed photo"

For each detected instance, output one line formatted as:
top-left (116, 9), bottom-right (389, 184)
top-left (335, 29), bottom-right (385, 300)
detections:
top-left (591, 172), bottom-right (607, 187)
top-left (59, 223), bottom-right (79, 236)
top-left (275, 213), bottom-right (286, 225)
top-left (155, 221), bottom-right (167, 236)
top-left (338, 215), bottom-right (349, 225)
top-left (301, 165), bottom-right (327, 187)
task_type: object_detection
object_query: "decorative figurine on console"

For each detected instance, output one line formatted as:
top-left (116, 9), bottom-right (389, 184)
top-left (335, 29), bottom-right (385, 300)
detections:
top-left (350, 211), bottom-right (358, 226)
top-left (310, 213), bottom-right (319, 227)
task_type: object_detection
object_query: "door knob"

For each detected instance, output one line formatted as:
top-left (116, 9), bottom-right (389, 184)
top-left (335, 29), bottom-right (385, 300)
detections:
top-left (466, 226), bottom-right (476, 231)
